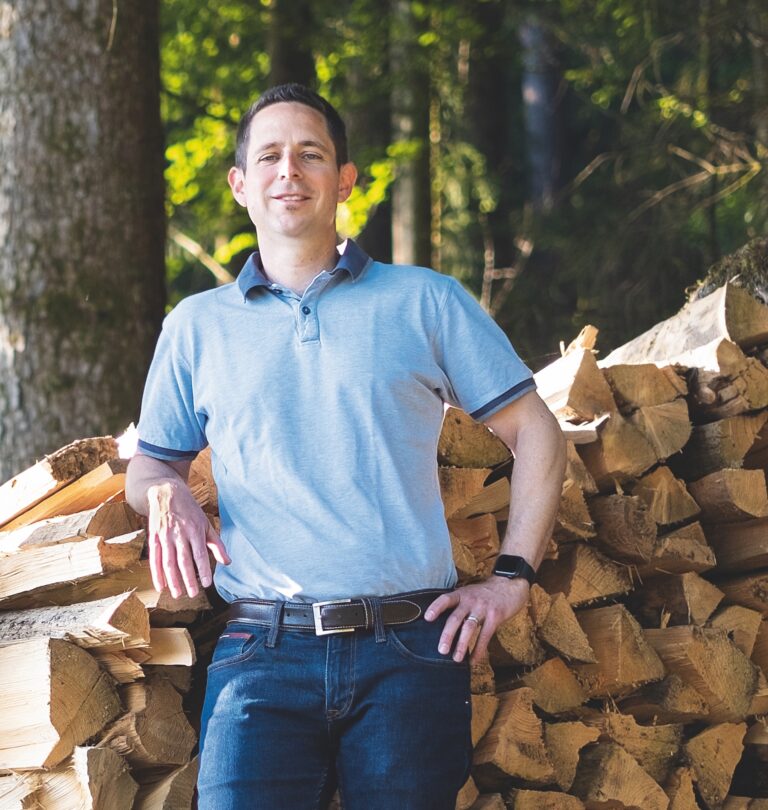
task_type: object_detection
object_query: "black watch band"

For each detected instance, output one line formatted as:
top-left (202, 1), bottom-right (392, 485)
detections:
top-left (492, 554), bottom-right (537, 585)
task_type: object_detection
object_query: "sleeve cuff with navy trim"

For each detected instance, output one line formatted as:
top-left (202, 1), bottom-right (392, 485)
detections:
top-left (137, 439), bottom-right (201, 461)
top-left (469, 378), bottom-right (536, 421)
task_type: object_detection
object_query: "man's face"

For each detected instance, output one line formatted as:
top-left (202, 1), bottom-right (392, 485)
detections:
top-left (228, 102), bottom-right (356, 243)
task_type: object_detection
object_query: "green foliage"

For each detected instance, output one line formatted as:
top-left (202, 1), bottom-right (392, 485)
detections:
top-left (160, 0), bottom-right (766, 361)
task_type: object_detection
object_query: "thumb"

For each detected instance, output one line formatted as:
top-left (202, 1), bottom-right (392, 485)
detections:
top-left (206, 521), bottom-right (231, 565)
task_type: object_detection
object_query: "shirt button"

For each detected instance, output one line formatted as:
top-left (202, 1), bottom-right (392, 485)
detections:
top-left (273, 288), bottom-right (283, 295)
top-left (302, 306), bottom-right (311, 315)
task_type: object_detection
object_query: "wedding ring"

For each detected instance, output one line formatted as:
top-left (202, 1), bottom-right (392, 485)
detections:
top-left (465, 614), bottom-right (481, 626)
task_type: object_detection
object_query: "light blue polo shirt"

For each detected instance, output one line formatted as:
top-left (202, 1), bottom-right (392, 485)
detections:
top-left (137, 240), bottom-right (535, 602)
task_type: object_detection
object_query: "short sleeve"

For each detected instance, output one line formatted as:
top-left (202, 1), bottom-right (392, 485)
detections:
top-left (432, 278), bottom-right (535, 420)
top-left (136, 309), bottom-right (208, 461)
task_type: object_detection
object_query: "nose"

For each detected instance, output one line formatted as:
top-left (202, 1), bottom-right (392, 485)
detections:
top-left (278, 151), bottom-right (301, 179)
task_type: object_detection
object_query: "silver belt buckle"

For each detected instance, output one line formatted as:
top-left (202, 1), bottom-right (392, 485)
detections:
top-left (312, 599), bottom-right (354, 636)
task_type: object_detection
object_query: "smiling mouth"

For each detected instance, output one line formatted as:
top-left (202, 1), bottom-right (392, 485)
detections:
top-left (274, 195), bottom-right (310, 202)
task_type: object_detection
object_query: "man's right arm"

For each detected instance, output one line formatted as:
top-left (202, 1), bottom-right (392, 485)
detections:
top-left (126, 453), bottom-right (230, 599)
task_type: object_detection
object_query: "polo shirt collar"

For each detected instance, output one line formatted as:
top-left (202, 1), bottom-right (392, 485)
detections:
top-left (237, 238), bottom-right (371, 299)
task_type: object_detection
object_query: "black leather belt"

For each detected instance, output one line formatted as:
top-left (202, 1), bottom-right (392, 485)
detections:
top-left (227, 589), bottom-right (446, 636)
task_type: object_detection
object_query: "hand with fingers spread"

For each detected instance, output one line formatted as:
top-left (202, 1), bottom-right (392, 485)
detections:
top-left (147, 480), bottom-right (231, 599)
top-left (424, 576), bottom-right (531, 663)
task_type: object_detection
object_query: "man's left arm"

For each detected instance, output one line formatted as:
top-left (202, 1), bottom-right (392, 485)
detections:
top-left (425, 390), bottom-right (566, 662)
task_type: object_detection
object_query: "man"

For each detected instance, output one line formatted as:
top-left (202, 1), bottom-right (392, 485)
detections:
top-left (126, 83), bottom-right (565, 809)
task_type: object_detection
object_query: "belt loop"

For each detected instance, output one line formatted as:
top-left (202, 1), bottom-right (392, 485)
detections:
top-left (266, 600), bottom-right (284, 648)
top-left (369, 596), bottom-right (386, 643)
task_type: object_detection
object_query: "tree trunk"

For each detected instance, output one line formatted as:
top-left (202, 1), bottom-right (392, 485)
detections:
top-left (0, 0), bottom-right (166, 482)
top-left (389, 0), bottom-right (431, 268)
top-left (267, 0), bottom-right (315, 87)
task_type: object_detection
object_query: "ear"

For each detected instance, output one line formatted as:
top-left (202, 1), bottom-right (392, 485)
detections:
top-left (337, 162), bottom-right (358, 203)
top-left (228, 166), bottom-right (247, 207)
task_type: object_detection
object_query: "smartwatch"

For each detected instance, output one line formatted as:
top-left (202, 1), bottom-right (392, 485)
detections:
top-left (492, 554), bottom-right (537, 585)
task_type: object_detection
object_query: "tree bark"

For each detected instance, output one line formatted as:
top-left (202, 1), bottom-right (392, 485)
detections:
top-left (0, 0), bottom-right (166, 482)
top-left (389, 0), bottom-right (431, 268)
top-left (267, 0), bottom-right (315, 87)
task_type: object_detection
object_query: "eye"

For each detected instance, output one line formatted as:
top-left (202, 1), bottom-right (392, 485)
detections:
top-left (258, 154), bottom-right (279, 162)
top-left (302, 152), bottom-right (323, 161)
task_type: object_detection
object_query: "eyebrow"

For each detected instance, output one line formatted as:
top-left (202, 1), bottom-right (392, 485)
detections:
top-left (253, 140), bottom-right (330, 153)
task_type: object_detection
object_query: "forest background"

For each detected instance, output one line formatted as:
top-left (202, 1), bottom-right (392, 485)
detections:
top-left (0, 0), bottom-right (766, 480)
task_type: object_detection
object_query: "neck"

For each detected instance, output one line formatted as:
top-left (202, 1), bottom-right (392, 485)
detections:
top-left (257, 235), bottom-right (340, 294)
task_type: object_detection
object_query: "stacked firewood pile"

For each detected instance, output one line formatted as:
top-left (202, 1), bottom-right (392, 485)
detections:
top-left (0, 438), bottom-right (216, 808)
top-left (448, 283), bottom-right (768, 809)
top-left (1, 280), bottom-right (768, 808)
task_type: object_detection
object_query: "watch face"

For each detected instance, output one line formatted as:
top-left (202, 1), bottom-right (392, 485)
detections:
top-left (493, 555), bottom-right (536, 583)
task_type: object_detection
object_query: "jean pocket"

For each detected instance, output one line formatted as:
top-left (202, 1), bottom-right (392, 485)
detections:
top-left (387, 619), bottom-right (467, 668)
top-left (208, 623), bottom-right (267, 673)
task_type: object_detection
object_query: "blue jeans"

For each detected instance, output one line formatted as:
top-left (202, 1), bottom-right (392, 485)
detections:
top-left (197, 597), bottom-right (472, 809)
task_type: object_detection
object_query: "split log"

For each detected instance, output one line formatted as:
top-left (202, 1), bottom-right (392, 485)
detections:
top-left (619, 674), bottom-right (709, 724)
top-left (632, 466), bottom-right (700, 526)
top-left (628, 571), bottom-right (724, 627)
top-left (542, 721), bottom-right (600, 790)
top-left (707, 605), bottom-right (764, 656)
top-left (684, 722), bottom-right (747, 810)
top-left (635, 522), bottom-right (716, 578)
top-left (0, 638), bottom-right (120, 769)
top-left (590, 494), bottom-right (657, 563)
top-left (448, 515), bottom-right (500, 582)
top-left (0, 559), bottom-right (210, 615)
top-left (553, 479), bottom-right (595, 542)
top-left (507, 789), bottom-right (586, 809)
top-left (488, 608), bottom-right (545, 668)
top-left (602, 363), bottom-right (687, 412)
top-left (0, 530), bottom-right (145, 605)
top-left (468, 796), bottom-right (505, 810)
top-left (521, 657), bottom-right (587, 714)
top-left (704, 516), bottom-right (768, 573)
top-left (188, 447), bottom-right (218, 512)
top-left (0, 591), bottom-right (150, 651)
top-left (644, 626), bottom-right (759, 721)
top-left (133, 757), bottom-right (198, 810)
top-left (566, 441), bottom-right (598, 495)
top-left (670, 412), bottom-right (768, 481)
top-left (570, 742), bottom-right (670, 810)
top-left (718, 571), bottom-right (768, 615)
top-left (664, 767), bottom-right (699, 810)
top-left (0, 771), bottom-right (40, 808)
top-left (577, 414), bottom-right (659, 487)
top-left (92, 650), bottom-right (146, 683)
top-left (571, 604), bottom-right (665, 698)
top-left (452, 478), bottom-right (510, 519)
top-left (749, 669), bottom-right (768, 715)
top-left (753, 620), bottom-right (768, 674)
top-left (0, 501), bottom-right (142, 553)
top-left (580, 712), bottom-right (683, 784)
top-left (0, 459), bottom-right (129, 532)
top-left (600, 283), bottom-right (768, 366)
top-left (98, 677), bottom-right (197, 770)
top-left (471, 660), bottom-right (496, 695)
top-left (723, 799), bottom-right (768, 809)
top-left (35, 745), bottom-right (137, 810)
top-left (472, 688), bottom-right (555, 790)
top-left (456, 777), bottom-right (480, 810)
top-left (536, 543), bottom-right (634, 606)
top-left (529, 586), bottom-right (597, 663)
top-left (439, 468), bottom-right (492, 518)
top-left (471, 694), bottom-right (499, 746)
top-left (0, 436), bottom-right (117, 529)
top-left (438, 408), bottom-right (511, 468)
top-left (533, 348), bottom-right (616, 421)
top-left (680, 338), bottom-right (768, 422)
top-left (144, 628), bottom-right (196, 666)
top-left (143, 665), bottom-right (193, 695)
top-left (688, 468), bottom-right (768, 522)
